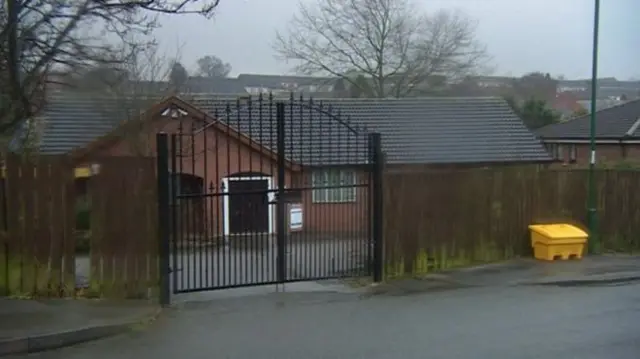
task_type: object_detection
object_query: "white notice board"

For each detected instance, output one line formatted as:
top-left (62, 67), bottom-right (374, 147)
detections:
top-left (289, 204), bottom-right (303, 230)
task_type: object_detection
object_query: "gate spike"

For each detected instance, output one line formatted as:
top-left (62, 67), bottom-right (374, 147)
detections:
top-left (209, 181), bottom-right (215, 192)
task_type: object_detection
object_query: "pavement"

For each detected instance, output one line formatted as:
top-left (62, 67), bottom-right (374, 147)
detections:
top-left (0, 299), bottom-right (160, 357)
top-left (7, 270), bottom-right (640, 359)
top-left (364, 253), bottom-right (640, 296)
top-left (6, 253), bottom-right (639, 357)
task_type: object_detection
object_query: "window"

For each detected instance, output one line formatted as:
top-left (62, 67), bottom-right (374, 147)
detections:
top-left (545, 143), bottom-right (561, 161)
top-left (569, 145), bottom-right (577, 163)
top-left (168, 173), bottom-right (204, 204)
top-left (556, 144), bottom-right (563, 161)
top-left (312, 170), bottom-right (356, 203)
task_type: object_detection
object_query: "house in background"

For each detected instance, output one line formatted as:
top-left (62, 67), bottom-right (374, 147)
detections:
top-left (14, 92), bottom-right (551, 236)
top-left (552, 92), bottom-right (585, 120)
top-left (535, 99), bottom-right (640, 166)
top-left (235, 74), bottom-right (338, 96)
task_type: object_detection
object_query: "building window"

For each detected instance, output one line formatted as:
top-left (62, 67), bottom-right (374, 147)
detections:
top-left (545, 143), bottom-right (562, 161)
top-left (569, 145), bottom-right (577, 163)
top-left (557, 144), bottom-right (565, 161)
top-left (311, 169), bottom-right (356, 203)
top-left (169, 173), bottom-right (204, 204)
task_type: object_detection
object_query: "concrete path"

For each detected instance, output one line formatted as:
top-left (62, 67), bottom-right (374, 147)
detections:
top-left (0, 299), bottom-right (159, 356)
top-left (10, 279), bottom-right (640, 359)
top-left (438, 254), bottom-right (640, 286)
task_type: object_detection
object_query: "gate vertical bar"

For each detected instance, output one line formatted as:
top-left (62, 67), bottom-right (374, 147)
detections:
top-left (156, 133), bottom-right (171, 306)
top-left (170, 134), bottom-right (179, 293)
top-left (369, 132), bottom-right (384, 283)
top-left (276, 102), bottom-right (287, 283)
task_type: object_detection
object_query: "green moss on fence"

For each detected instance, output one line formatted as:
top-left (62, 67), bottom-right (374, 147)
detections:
top-left (384, 241), bottom-right (515, 279)
top-left (0, 254), bottom-right (74, 297)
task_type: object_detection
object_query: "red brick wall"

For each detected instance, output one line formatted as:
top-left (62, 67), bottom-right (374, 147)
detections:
top-left (544, 142), bottom-right (640, 167)
top-left (78, 114), bottom-right (369, 236)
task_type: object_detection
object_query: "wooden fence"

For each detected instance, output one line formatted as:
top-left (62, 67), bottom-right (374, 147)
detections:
top-left (383, 167), bottom-right (640, 277)
top-left (0, 155), bottom-right (158, 298)
top-left (4, 157), bottom-right (640, 294)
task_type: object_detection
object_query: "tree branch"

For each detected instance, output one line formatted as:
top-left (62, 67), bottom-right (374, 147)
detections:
top-left (0, 0), bottom-right (221, 146)
top-left (274, 0), bottom-right (491, 98)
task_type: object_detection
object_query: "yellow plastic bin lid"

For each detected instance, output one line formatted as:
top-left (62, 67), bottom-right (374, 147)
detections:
top-left (528, 224), bottom-right (588, 239)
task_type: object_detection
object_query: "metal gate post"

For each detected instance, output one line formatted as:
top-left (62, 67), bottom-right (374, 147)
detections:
top-left (275, 102), bottom-right (287, 283)
top-left (156, 133), bottom-right (171, 306)
top-left (369, 132), bottom-right (384, 283)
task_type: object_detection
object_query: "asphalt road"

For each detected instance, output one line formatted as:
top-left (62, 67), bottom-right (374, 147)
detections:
top-left (15, 281), bottom-right (640, 359)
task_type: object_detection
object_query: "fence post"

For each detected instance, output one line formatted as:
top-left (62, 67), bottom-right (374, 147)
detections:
top-left (369, 132), bottom-right (384, 283)
top-left (156, 133), bottom-right (171, 306)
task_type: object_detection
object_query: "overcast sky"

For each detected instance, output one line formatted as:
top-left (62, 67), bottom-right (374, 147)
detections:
top-left (154, 0), bottom-right (637, 80)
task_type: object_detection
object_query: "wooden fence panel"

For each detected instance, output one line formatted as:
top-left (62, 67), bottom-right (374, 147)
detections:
top-left (0, 155), bottom-right (75, 296)
top-left (88, 157), bottom-right (158, 299)
top-left (3, 155), bottom-right (22, 293)
top-left (61, 156), bottom-right (77, 296)
top-left (382, 166), bottom-right (640, 277)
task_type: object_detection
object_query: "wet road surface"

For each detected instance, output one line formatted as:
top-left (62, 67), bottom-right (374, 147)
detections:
top-left (14, 281), bottom-right (640, 359)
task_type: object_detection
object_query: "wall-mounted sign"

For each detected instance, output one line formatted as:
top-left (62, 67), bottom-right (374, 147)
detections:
top-left (289, 204), bottom-right (303, 231)
top-left (90, 163), bottom-right (101, 175)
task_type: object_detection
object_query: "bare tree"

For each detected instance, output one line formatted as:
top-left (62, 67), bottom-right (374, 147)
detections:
top-left (274, 0), bottom-right (490, 98)
top-left (0, 0), bottom-right (221, 144)
top-left (90, 40), bottom-right (185, 156)
top-left (195, 55), bottom-right (231, 78)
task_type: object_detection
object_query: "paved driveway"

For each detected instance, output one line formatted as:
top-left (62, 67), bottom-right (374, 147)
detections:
top-left (15, 280), bottom-right (640, 359)
top-left (74, 237), bottom-right (370, 291)
top-left (170, 237), bottom-right (369, 291)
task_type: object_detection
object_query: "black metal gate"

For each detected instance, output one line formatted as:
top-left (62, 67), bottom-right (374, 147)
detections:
top-left (156, 94), bottom-right (383, 299)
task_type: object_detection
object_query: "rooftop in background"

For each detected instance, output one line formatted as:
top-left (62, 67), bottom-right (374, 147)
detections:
top-left (188, 95), bottom-right (551, 165)
top-left (535, 99), bottom-right (640, 140)
top-left (14, 92), bottom-right (550, 165)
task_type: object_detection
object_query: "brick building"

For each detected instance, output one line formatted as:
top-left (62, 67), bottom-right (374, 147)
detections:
top-left (535, 99), bottom-right (640, 166)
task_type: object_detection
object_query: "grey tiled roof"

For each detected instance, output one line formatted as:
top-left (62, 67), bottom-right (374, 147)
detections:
top-left (189, 95), bottom-right (369, 166)
top-left (21, 92), bottom-right (550, 165)
top-left (189, 95), bottom-right (551, 165)
top-left (18, 92), bottom-right (160, 154)
top-left (535, 99), bottom-right (640, 139)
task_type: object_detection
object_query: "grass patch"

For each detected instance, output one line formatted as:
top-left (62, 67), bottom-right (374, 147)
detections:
top-left (0, 252), bottom-right (74, 297)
